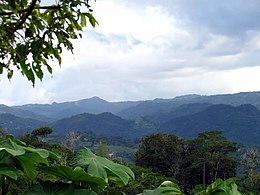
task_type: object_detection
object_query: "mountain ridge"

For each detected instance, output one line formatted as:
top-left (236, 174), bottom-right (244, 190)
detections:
top-left (0, 91), bottom-right (260, 145)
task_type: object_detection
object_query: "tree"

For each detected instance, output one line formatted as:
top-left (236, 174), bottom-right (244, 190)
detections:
top-left (0, 0), bottom-right (98, 85)
top-left (179, 131), bottom-right (238, 190)
top-left (135, 133), bottom-right (184, 177)
top-left (239, 147), bottom-right (260, 194)
top-left (31, 126), bottom-right (53, 138)
top-left (97, 139), bottom-right (108, 158)
top-left (65, 131), bottom-right (82, 152)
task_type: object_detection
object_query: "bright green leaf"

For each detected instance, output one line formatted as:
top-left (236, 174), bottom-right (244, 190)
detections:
top-left (76, 148), bottom-right (134, 185)
top-left (39, 165), bottom-right (107, 189)
top-left (17, 153), bottom-right (49, 180)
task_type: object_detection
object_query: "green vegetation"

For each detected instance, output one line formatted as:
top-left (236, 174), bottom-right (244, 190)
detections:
top-left (135, 131), bottom-right (260, 194)
top-left (179, 131), bottom-right (238, 190)
top-left (0, 133), bottom-right (134, 194)
top-left (0, 125), bottom-right (258, 194)
top-left (136, 133), bottom-right (184, 177)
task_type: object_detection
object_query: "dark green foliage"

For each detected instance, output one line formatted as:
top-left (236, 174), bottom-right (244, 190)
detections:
top-left (239, 173), bottom-right (260, 194)
top-left (0, 134), bottom-right (59, 194)
top-left (106, 166), bottom-right (178, 194)
top-left (0, 134), bottom-right (135, 194)
top-left (135, 131), bottom-right (238, 193)
top-left (20, 129), bottom-right (74, 166)
top-left (0, 129), bottom-right (7, 138)
top-left (135, 133), bottom-right (184, 177)
top-left (178, 131), bottom-right (238, 191)
top-left (31, 126), bottom-right (53, 138)
top-left (27, 180), bottom-right (97, 195)
top-left (49, 131), bottom-right (138, 164)
top-left (238, 147), bottom-right (260, 194)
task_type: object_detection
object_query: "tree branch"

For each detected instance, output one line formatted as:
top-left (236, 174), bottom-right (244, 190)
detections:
top-left (0, 5), bottom-right (60, 16)
top-left (13, 0), bottom-right (38, 32)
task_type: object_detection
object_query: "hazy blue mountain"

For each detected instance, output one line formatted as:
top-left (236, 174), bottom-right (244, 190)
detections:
top-left (145, 103), bottom-right (212, 124)
top-left (51, 112), bottom-right (156, 138)
top-left (14, 96), bottom-right (141, 119)
top-left (0, 113), bottom-right (47, 136)
top-left (0, 104), bottom-right (52, 122)
top-left (12, 91), bottom-right (260, 120)
top-left (117, 92), bottom-right (260, 119)
top-left (1, 91), bottom-right (260, 145)
top-left (159, 104), bottom-right (260, 145)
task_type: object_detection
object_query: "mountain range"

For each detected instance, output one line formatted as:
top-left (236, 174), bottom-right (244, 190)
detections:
top-left (0, 91), bottom-right (260, 145)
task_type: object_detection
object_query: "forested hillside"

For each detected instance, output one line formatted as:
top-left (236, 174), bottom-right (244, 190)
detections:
top-left (160, 104), bottom-right (260, 145)
top-left (0, 92), bottom-right (260, 146)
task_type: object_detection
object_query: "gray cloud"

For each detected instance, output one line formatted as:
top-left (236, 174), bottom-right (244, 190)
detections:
top-left (119, 0), bottom-right (260, 36)
top-left (1, 0), bottom-right (260, 105)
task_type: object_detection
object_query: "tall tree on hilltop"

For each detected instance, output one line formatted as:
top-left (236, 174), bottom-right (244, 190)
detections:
top-left (135, 133), bottom-right (184, 177)
top-left (179, 130), bottom-right (238, 190)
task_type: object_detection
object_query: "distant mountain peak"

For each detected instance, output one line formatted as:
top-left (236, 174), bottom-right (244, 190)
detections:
top-left (89, 96), bottom-right (103, 100)
top-left (78, 96), bottom-right (107, 103)
top-left (174, 94), bottom-right (201, 100)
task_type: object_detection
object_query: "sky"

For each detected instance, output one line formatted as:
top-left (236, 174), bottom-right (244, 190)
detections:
top-left (1, 0), bottom-right (260, 105)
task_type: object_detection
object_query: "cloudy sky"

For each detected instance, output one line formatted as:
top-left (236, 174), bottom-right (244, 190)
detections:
top-left (1, 0), bottom-right (260, 105)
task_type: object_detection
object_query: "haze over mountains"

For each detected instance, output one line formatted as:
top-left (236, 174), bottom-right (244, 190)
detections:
top-left (1, 92), bottom-right (260, 145)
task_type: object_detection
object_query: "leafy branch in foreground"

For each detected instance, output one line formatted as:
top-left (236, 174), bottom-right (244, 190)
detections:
top-left (0, 0), bottom-right (98, 85)
top-left (0, 134), bottom-right (134, 194)
top-left (0, 134), bottom-right (58, 194)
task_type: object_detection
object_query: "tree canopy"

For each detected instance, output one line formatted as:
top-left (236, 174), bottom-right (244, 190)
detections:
top-left (135, 133), bottom-right (184, 177)
top-left (0, 0), bottom-right (98, 85)
top-left (31, 126), bottom-right (53, 138)
top-left (179, 131), bottom-right (238, 190)
top-left (135, 131), bottom-right (239, 192)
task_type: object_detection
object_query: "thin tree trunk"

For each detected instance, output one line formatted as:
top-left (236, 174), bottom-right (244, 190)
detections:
top-left (203, 162), bottom-right (206, 187)
top-left (214, 160), bottom-right (220, 180)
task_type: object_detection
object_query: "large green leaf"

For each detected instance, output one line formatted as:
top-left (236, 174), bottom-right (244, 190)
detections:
top-left (76, 148), bottom-right (134, 185)
top-left (143, 181), bottom-right (184, 195)
top-left (23, 146), bottom-right (59, 160)
top-left (0, 138), bottom-right (25, 157)
top-left (17, 152), bottom-right (49, 180)
top-left (0, 135), bottom-right (59, 181)
top-left (194, 178), bottom-right (242, 195)
top-left (39, 165), bottom-right (107, 189)
top-left (0, 164), bottom-right (22, 180)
